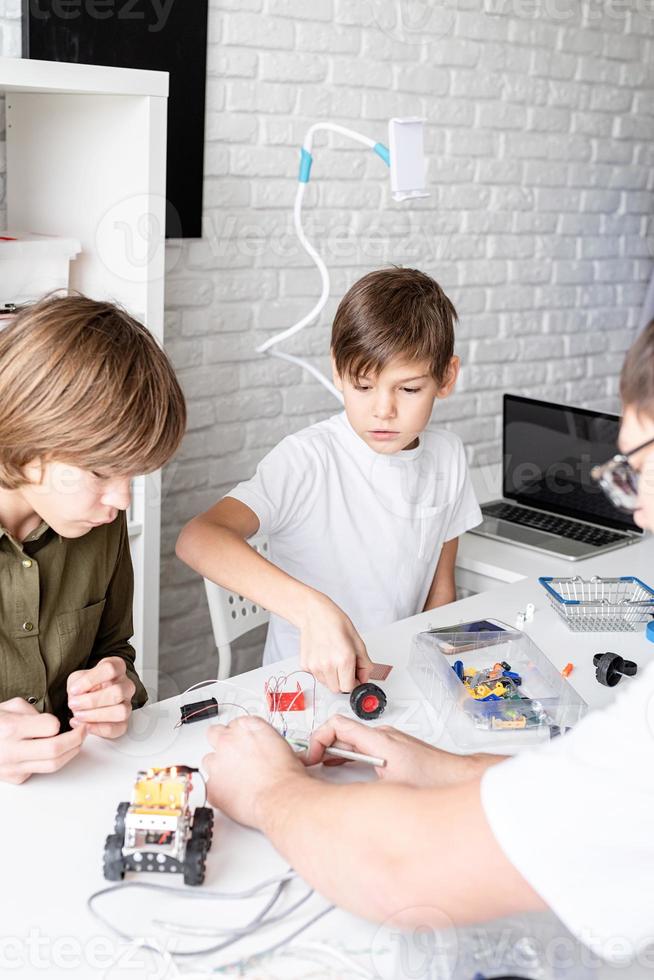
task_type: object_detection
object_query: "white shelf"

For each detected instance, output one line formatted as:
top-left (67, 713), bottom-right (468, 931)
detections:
top-left (1, 57), bottom-right (169, 695)
top-left (0, 55), bottom-right (168, 97)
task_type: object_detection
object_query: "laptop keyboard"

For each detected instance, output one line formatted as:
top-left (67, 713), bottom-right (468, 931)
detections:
top-left (481, 502), bottom-right (626, 546)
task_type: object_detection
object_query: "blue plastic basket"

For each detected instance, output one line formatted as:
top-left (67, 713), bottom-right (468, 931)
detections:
top-left (539, 575), bottom-right (654, 632)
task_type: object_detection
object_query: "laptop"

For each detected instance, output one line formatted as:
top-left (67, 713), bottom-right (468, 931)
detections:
top-left (469, 394), bottom-right (644, 561)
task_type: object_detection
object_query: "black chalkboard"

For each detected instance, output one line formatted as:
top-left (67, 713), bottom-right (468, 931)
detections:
top-left (22, 0), bottom-right (208, 238)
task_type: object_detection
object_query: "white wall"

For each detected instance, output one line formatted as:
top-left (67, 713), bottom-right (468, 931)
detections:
top-left (1, 2), bottom-right (653, 690)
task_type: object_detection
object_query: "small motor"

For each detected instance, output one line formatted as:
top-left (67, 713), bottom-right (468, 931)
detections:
top-left (350, 682), bottom-right (387, 720)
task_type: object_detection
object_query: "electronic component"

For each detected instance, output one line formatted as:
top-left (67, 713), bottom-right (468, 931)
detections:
top-left (368, 662), bottom-right (393, 681)
top-left (593, 651), bottom-right (638, 687)
top-left (265, 681), bottom-right (305, 712)
top-left (103, 766), bottom-right (213, 886)
top-left (180, 697), bottom-right (219, 725)
top-left (561, 662), bottom-right (574, 677)
top-left (350, 682), bottom-right (387, 720)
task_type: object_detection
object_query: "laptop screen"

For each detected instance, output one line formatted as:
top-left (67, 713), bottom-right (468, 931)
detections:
top-left (503, 394), bottom-right (642, 535)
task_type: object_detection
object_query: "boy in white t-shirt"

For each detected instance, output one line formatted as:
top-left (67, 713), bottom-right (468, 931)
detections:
top-left (177, 268), bottom-right (481, 692)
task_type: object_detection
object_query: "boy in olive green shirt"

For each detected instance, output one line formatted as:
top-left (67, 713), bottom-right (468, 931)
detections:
top-left (0, 294), bottom-right (186, 784)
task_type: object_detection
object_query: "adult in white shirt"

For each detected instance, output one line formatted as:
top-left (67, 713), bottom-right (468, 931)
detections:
top-left (202, 321), bottom-right (654, 965)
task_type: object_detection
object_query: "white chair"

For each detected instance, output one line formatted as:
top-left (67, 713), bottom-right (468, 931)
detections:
top-left (203, 535), bottom-right (271, 679)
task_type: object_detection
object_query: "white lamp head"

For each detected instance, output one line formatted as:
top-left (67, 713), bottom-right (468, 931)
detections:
top-left (388, 117), bottom-right (429, 202)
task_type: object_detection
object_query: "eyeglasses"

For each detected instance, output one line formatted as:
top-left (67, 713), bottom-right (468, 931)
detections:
top-left (591, 435), bottom-right (654, 512)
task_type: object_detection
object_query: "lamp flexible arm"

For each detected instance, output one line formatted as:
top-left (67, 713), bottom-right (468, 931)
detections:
top-left (255, 122), bottom-right (390, 402)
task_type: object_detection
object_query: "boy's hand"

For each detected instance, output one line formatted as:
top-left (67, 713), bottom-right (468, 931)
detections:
top-left (304, 714), bottom-right (491, 787)
top-left (0, 698), bottom-right (87, 784)
top-left (299, 595), bottom-right (373, 693)
top-left (202, 716), bottom-right (304, 829)
top-left (67, 656), bottom-right (135, 739)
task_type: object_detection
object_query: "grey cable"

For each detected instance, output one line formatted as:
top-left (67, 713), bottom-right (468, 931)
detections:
top-left (154, 886), bottom-right (315, 957)
top-left (86, 871), bottom-right (323, 960)
top-left (87, 878), bottom-right (287, 958)
top-left (209, 904), bottom-right (335, 975)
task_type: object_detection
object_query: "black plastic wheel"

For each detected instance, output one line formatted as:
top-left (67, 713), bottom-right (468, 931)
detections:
top-left (103, 833), bottom-right (125, 881)
top-left (114, 801), bottom-right (130, 836)
top-left (191, 807), bottom-right (214, 848)
top-left (593, 651), bottom-right (640, 687)
top-left (350, 682), bottom-right (387, 720)
top-left (183, 841), bottom-right (207, 886)
top-left (594, 652), bottom-right (622, 687)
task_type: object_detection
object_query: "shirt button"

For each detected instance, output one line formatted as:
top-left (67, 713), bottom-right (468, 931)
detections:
top-left (22, 621), bottom-right (34, 632)
top-left (21, 559), bottom-right (33, 569)
top-left (26, 696), bottom-right (38, 705)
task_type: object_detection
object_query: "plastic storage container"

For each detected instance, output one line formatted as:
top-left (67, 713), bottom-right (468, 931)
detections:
top-left (408, 626), bottom-right (587, 749)
top-left (0, 233), bottom-right (81, 306)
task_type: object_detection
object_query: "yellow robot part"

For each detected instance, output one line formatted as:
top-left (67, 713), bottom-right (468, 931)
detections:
top-left (133, 777), bottom-right (186, 809)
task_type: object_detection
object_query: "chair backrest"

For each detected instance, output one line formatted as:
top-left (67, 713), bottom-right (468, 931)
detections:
top-left (203, 535), bottom-right (271, 647)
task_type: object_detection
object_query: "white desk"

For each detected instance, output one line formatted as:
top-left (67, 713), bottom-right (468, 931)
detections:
top-left (2, 532), bottom-right (653, 979)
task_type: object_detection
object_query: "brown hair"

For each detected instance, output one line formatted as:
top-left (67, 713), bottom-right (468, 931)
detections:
top-left (620, 319), bottom-right (654, 417)
top-left (0, 293), bottom-right (186, 489)
top-left (331, 267), bottom-right (457, 384)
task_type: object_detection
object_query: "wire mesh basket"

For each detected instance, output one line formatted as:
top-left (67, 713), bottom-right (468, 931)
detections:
top-left (539, 575), bottom-right (654, 632)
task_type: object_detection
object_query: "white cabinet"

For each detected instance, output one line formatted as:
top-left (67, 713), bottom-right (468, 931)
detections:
top-left (0, 233), bottom-right (81, 304)
top-left (0, 56), bottom-right (169, 694)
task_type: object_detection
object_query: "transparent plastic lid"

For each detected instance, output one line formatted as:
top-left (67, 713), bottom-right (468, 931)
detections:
top-left (408, 625), bottom-right (587, 750)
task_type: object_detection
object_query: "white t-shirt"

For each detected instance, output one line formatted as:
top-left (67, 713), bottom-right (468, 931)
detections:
top-left (227, 412), bottom-right (482, 664)
top-left (481, 658), bottom-right (654, 963)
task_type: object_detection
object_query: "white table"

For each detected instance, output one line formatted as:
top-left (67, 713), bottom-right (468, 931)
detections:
top-left (2, 531), bottom-right (653, 979)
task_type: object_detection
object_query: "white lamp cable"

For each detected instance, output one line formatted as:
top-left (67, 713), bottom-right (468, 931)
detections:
top-left (255, 122), bottom-right (387, 403)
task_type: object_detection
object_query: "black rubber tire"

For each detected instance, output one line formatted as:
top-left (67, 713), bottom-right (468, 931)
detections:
top-left (183, 842), bottom-right (207, 886)
top-left (350, 682), bottom-right (387, 720)
top-left (103, 833), bottom-right (125, 881)
top-left (114, 802), bottom-right (130, 836)
top-left (595, 651), bottom-right (622, 687)
top-left (191, 807), bottom-right (214, 848)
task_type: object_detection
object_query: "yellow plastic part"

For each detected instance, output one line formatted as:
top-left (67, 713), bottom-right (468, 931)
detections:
top-left (133, 777), bottom-right (186, 808)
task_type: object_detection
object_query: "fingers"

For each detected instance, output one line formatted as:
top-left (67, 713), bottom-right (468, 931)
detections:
top-left (307, 655), bottom-right (356, 694)
top-left (69, 700), bottom-right (131, 725)
top-left (304, 714), bottom-right (374, 767)
top-left (318, 663), bottom-right (341, 694)
top-left (69, 676), bottom-right (134, 713)
top-left (337, 658), bottom-right (357, 694)
top-left (74, 720), bottom-right (128, 739)
top-left (0, 768), bottom-right (32, 785)
top-left (206, 716), bottom-right (275, 747)
top-left (14, 725), bottom-right (86, 762)
top-left (0, 710), bottom-right (60, 741)
top-left (16, 742), bottom-right (84, 775)
top-left (355, 646), bottom-right (374, 685)
top-left (67, 656), bottom-right (127, 696)
top-left (0, 697), bottom-right (40, 716)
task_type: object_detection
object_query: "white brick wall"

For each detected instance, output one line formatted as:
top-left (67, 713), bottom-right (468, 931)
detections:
top-left (1, 3), bottom-right (653, 690)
